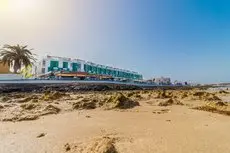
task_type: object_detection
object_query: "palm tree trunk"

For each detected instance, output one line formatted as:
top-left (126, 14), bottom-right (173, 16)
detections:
top-left (13, 60), bottom-right (21, 74)
top-left (13, 67), bottom-right (18, 73)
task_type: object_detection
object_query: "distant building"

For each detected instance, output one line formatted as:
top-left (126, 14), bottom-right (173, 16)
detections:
top-left (152, 77), bottom-right (171, 85)
top-left (36, 55), bottom-right (143, 80)
top-left (173, 80), bottom-right (190, 86)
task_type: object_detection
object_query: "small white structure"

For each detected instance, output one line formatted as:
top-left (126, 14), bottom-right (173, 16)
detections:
top-left (153, 77), bottom-right (171, 85)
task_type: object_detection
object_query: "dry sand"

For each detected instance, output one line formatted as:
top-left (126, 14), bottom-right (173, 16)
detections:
top-left (1, 89), bottom-right (230, 153)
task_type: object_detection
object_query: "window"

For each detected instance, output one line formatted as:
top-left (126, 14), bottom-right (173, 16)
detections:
top-left (101, 68), bottom-right (106, 74)
top-left (72, 63), bottom-right (80, 72)
top-left (42, 68), bottom-right (45, 73)
top-left (92, 66), bottom-right (97, 74)
top-left (50, 61), bottom-right (59, 68)
top-left (84, 64), bottom-right (92, 73)
top-left (97, 67), bottom-right (102, 74)
top-left (49, 61), bottom-right (59, 71)
top-left (63, 62), bottom-right (68, 68)
top-left (42, 60), bottom-right (46, 66)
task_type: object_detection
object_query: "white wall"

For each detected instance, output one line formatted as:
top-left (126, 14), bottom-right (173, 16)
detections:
top-left (0, 74), bottom-right (23, 80)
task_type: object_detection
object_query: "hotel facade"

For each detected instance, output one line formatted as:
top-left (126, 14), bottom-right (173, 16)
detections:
top-left (37, 55), bottom-right (143, 80)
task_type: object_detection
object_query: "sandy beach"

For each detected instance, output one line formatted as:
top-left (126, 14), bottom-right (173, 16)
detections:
top-left (1, 0), bottom-right (230, 152)
top-left (1, 89), bottom-right (230, 153)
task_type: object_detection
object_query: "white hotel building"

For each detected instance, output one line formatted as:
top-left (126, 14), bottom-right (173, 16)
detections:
top-left (36, 55), bottom-right (143, 80)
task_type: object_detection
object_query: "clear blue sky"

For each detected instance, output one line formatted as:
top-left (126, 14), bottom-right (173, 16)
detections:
top-left (1, 0), bottom-right (230, 83)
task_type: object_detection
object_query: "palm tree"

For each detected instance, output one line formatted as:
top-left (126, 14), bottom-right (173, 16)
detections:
top-left (0, 44), bottom-right (36, 73)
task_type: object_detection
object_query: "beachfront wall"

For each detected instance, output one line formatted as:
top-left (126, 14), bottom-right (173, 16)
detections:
top-left (37, 55), bottom-right (143, 80)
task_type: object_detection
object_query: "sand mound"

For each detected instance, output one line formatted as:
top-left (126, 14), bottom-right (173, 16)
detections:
top-left (0, 104), bottom-right (4, 110)
top-left (41, 91), bottom-right (68, 101)
top-left (205, 101), bottom-right (228, 107)
top-left (192, 91), bottom-right (221, 101)
top-left (219, 90), bottom-right (229, 94)
top-left (0, 96), bottom-right (10, 102)
top-left (20, 103), bottom-right (40, 110)
top-left (104, 93), bottom-right (140, 109)
top-left (2, 114), bottom-right (39, 122)
top-left (156, 90), bottom-right (171, 99)
top-left (1, 104), bottom-right (61, 122)
top-left (13, 94), bottom-right (25, 99)
top-left (84, 136), bottom-right (117, 153)
top-left (126, 92), bottom-right (143, 100)
top-left (179, 92), bottom-right (188, 99)
top-left (17, 95), bottom-right (39, 103)
top-left (204, 94), bottom-right (221, 101)
top-left (126, 92), bottom-right (135, 97)
top-left (158, 98), bottom-right (184, 106)
top-left (192, 104), bottom-right (230, 116)
top-left (72, 98), bottom-right (97, 110)
top-left (132, 93), bottom-right (143, 99)
top-left (16, 115), bottom-right (39, 121)
top-left (193, 91), bottom-right (207, 97)
top-left (72, 93), bottom-right (139, 110)
top-left (215, 101), bottom-right (228, 106)
top-left (68, 136), bottom-right (118, 153)
top-left (41, 104), bottom-right (61, 115)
